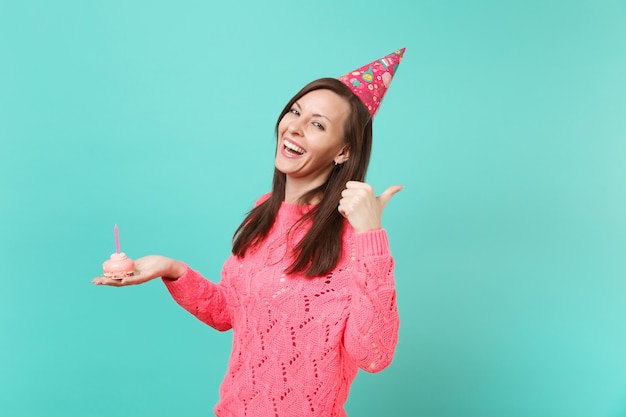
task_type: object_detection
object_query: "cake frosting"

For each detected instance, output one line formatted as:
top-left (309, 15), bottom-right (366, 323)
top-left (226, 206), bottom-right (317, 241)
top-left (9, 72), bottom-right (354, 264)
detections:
top-left (102, 252), bottom-right (135, 279)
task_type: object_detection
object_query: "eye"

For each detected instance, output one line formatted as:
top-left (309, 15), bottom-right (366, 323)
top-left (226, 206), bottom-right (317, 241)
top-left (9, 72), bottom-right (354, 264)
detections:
top-left (312, 121), bottom-right (325, 131)
top-left (289, 108), bottom-right (300, 116)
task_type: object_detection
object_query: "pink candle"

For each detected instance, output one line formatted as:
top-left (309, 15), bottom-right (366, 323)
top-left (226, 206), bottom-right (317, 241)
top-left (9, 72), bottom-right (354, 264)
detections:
top-left (114, 224), bottom-right (120, 254)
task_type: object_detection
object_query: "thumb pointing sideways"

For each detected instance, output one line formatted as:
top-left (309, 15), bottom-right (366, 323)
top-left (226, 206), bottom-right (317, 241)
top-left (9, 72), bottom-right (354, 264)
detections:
top-left (377, 185), bottom-right (404, 209)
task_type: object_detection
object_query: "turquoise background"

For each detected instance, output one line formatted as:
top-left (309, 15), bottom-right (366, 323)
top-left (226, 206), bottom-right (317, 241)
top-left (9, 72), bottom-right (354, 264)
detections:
top-left (1, 0), bottom-right (626, 416)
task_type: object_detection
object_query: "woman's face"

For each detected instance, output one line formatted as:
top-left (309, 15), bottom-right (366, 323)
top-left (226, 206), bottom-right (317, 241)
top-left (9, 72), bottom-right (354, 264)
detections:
top-left (275, 89), bottom-right (350, 187)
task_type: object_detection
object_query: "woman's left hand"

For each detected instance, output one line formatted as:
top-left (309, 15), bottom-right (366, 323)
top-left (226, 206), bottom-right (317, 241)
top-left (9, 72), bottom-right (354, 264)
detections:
top-left (338, 181), bottom-right (403, 233)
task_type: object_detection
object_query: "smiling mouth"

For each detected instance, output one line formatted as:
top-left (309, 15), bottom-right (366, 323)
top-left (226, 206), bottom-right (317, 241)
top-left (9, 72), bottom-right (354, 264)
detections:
top-left (284, 139), bottom-right (305, 155)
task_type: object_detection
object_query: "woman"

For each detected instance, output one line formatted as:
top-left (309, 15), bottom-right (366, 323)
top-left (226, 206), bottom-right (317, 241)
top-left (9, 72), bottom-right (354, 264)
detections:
top-left (94, 48), bottom-right (405, 417)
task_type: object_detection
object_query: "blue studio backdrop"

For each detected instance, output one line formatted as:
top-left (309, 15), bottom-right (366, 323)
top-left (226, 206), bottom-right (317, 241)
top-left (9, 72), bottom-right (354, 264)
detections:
top-left (1, 1), bottom-right (626, 416)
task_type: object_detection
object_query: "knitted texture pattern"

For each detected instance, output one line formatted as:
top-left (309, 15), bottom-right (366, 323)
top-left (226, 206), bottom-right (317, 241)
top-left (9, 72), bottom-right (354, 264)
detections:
top-left (163, 199), bottom-right (399, 417)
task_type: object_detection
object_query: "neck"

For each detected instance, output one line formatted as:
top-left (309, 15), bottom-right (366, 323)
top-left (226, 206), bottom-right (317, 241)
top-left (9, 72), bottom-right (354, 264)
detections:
top-left (284, 177), bottom-right (325, 204)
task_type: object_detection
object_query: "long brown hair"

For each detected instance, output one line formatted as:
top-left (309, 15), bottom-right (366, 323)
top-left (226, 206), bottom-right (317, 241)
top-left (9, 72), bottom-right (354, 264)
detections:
top-left (232, 78), bottom-right (373, 277)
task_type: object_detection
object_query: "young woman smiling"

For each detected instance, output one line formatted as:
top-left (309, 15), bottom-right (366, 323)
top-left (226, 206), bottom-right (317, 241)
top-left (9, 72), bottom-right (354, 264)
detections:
top-left (94, 48), bottom-right (406, 417)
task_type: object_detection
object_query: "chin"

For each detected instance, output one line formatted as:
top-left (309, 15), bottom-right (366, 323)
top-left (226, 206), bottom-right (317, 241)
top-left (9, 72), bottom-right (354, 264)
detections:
top-left (274, 159), bottom-right (286, 174)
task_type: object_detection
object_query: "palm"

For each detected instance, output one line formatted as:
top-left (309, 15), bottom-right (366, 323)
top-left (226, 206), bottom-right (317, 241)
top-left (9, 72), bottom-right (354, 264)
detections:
top-left (93, 255), bottom-right (178, 287)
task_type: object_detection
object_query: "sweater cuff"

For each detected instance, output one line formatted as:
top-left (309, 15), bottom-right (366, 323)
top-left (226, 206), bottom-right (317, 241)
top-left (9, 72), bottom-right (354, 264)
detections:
top-left (353, 228), bottom-right (390, 258)
top-left (162, 263), bottom-right (192, 295)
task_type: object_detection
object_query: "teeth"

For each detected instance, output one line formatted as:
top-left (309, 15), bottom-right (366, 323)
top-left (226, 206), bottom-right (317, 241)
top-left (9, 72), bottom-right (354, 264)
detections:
top-left (284, 140), bottom-right (305, 154)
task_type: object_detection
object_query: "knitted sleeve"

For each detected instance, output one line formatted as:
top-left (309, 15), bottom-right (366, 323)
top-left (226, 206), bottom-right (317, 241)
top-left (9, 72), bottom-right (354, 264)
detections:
top-left (162, 263), bottom-right (233, 331)
top-left (343, 228), bottom-right (399, 373)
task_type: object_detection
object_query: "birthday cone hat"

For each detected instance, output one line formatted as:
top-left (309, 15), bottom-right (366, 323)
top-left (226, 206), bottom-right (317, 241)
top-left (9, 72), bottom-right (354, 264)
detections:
top-left (338, 48), bottom-right (405, 116)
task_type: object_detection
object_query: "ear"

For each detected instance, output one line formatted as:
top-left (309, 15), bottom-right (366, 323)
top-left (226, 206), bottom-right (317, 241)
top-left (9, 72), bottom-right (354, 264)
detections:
top-left (334, 145), bottom-right (350, 165)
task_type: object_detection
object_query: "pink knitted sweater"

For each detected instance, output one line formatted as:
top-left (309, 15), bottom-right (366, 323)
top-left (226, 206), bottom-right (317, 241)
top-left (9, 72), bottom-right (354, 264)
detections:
top-left (163, 198), bottom-right (399, 417)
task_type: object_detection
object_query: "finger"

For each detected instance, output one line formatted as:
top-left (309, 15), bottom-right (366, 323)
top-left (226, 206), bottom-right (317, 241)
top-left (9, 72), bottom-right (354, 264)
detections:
top-left (345, 181), bottom-right (373, 193)
top-left (344, 180), bottom-right (363, 188)
top-left (92, 277), bottom-right (106, 285)
top-left (92, 272), bottom-right (144, 286)
top-left (341, 184), bottom-right (358, 198)
top-left (338, 198), bottom-right (347, 216)
top-left (92, 276), bottom-right (125, 287)
top-left (377, 185), bottom-right (404, 208)
top-left (114, 271), bottom-right (150, 286)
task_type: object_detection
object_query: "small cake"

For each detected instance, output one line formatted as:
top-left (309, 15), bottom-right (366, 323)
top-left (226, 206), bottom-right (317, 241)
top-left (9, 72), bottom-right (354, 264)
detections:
top-left (102, 252), bottom-right (135, 279)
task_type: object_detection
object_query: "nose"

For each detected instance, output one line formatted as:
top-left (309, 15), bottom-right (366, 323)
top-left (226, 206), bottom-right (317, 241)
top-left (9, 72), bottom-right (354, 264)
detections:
top-left (287, 118), bottom-right (304, 136)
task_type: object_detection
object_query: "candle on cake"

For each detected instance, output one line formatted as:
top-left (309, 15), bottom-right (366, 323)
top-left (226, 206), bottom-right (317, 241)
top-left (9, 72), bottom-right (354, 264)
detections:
top-left (102, 224), bottom-right (135, 279)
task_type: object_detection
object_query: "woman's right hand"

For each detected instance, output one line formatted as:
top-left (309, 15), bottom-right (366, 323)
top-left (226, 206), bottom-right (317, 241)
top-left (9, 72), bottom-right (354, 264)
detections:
top-left (92, 255), bottom-right (186, 287)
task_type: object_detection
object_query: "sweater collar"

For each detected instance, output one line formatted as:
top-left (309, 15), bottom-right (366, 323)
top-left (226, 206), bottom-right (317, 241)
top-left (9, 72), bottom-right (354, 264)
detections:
top-left (279, 200), bottom-right (316, 220)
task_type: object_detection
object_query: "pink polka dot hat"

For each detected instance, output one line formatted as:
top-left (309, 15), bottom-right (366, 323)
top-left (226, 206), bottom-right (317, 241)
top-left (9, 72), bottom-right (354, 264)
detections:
top-left (338, 48), bottom-right (405, 116)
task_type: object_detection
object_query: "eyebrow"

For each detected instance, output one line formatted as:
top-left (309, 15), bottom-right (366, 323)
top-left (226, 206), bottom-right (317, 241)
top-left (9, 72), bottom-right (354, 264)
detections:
top-left (294, 101), bottom-right (332, 124)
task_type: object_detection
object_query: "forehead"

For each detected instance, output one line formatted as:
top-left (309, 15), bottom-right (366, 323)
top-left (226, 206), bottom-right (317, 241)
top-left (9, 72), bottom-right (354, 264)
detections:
top-left (297, 89), bottom-right (350, 121)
